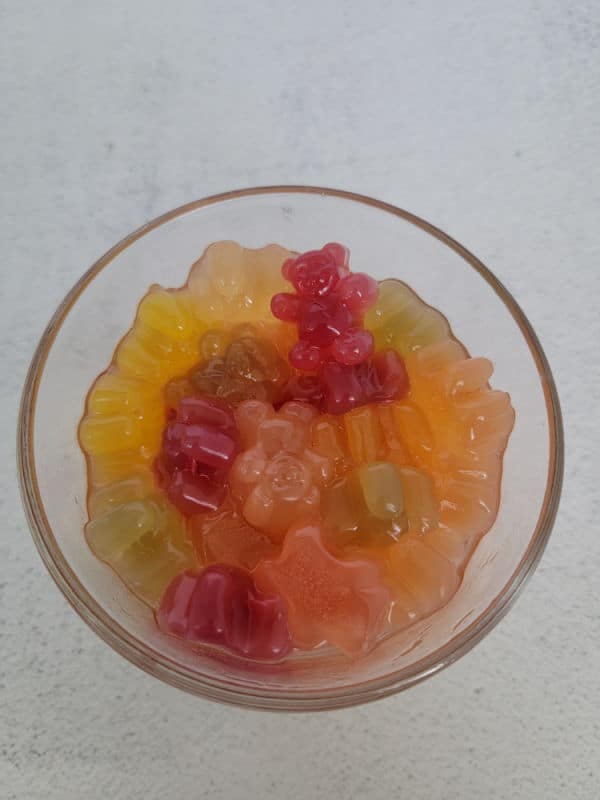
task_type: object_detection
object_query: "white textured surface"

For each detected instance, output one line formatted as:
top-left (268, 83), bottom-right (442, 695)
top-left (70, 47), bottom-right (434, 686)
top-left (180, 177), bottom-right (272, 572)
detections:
top-left (1, 2), bottom-right (599, 798)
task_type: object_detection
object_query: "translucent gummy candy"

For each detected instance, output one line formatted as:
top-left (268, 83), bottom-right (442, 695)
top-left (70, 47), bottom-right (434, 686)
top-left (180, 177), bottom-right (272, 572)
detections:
top-left (254, 521), bottom-right (391, 656)
top-left (323, 461), bottom-right (407, 545)
top-left (157, 565), bottom-right (293, 660)
top-left (323, 461), bottom-right (439, 550)
top-left (272, 244), bottom-right (379, 371)
top-left (189, 498), bottom-right (277, 571)
top-left (230, 400), bottom-right (332, 540)
top-left (154, 395), bottom-right (239, 516)
top-left (188, 241), bottom-right (292, 324)
top-left (186, 324), bottom-right (290, 405)
top-left (85, 494), bottom-right (196, 606)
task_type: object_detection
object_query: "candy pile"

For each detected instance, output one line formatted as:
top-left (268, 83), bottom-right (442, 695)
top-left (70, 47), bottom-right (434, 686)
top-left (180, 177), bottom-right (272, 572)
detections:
top-left (79, 242), bottom-right (514, 660)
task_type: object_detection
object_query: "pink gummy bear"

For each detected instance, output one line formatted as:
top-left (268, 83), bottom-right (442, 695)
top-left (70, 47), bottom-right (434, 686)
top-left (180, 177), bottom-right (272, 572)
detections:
top-left (254, 521), bottom-right (392, 657)
top-left (230, 400), bottom-right (333, 540)
top-left (154, 395), bottom-right (239, 516)
top-left (157, 565), bottom-right (293, 660)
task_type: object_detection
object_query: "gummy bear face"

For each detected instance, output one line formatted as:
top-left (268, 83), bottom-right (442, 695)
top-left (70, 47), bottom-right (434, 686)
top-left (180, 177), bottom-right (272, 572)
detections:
top-left (230, 401), bottom-right (333, 540)
top-left (253, 521), bottom-right (391, 656)
top-left (188, 241), bottom-right (292, 324)
top-left (272, 244), bottom-right (379, 371)
top-left (188, 324), bottom-right (291, 405)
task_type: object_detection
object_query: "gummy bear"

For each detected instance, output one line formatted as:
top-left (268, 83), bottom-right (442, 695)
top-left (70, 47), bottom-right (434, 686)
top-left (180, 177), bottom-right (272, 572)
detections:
top-left (319, 349), bottom-right (409, 415)
top-left (230, 400), bottom-right (332, 540)
top-left (387, 535), bottom-right (461, 625)
top-left (88, 448), bottom-right (154, 487)
top-left (271, 244), bottom-right (378, 370)
top-left (276, 349), bottom-right (409, 416)
top-left (88, 469), bottom-right (156, 519)
top-left (85, 494), bottom-right (196, 606)
top-left (343, 405), bottom-right (388, 464)
top-left (187, 324), bottom-right (290, 405)
top-left (323, 461), bottom-right (438, 549)
top-left (189, 498), bottom-right (277, 571)
top-left (157, 565), bottom-right (293, 660)
top-left (188, 241), bottom-right (292, 324)
top-left (323, 462), bottom-right (407, 545)
top-left (254, 521), bottom-right (391, 656)
top-left (116, 289), bottom-right (202, 384)
top-left (154, 395), bottom-right (239, 516)
top-left (310, 404), bottom-right (412, 478)
top-left (80, 370), bottom-right (164, 456)
top-left (80, 286), bottom-right (211, 507)
top-left (402, 340), bottom-right (514, 537)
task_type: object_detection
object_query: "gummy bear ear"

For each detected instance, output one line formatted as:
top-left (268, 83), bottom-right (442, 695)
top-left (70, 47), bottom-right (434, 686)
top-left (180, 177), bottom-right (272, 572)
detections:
top-left (322, 242), bottom-right (350, 272)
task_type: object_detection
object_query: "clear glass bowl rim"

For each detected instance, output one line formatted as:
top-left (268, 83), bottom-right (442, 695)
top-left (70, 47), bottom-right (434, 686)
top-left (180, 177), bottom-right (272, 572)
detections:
top-left (17, 185), bottom-right (564, 711)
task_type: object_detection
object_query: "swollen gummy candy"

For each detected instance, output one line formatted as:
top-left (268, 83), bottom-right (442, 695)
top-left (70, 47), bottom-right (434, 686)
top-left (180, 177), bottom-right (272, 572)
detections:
top-left (277, 349), bottom-right (409, 415)
top-left (157, 565), bottom-right (292, 660)
top-left (323, 462), bottom-right (407, 545)
top-left (85, 494), bottom-right (195, 606)
top-left (323, 461), bottom-right (439, 548)
top-left (80, 371), bottom-right (164, 456)
top-left (319, 349), bottom-right (409, 415)
top-left (365, 279), bottom-right (451, 354)
top-left (230, 400), bottom-right (332, 540)
top-left (189, 498), bottom-right (276, 571)
top-left (272, 244), bottom-right (378, 370)
top-left (188, 241), bottom-right (293, 324)
top-left (188, 324), bottom-right (290, 404)
top-left (88, 470), bottom-right (156, 518)
top-left (154, 395), bottom-right (239, 516)
top-left (387, 535), bottom-right (461, 625)
top-left (310, 404), bottom-right (411, 478)
top-left (254, 521), bottom-right (391, 656)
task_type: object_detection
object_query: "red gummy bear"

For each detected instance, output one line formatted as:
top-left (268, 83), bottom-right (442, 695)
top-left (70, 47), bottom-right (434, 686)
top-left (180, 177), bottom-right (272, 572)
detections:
top-left (320, 349), bottom-right (410, 414)
top-left (154, 396), bottom-right (239, 516)
top-left (282, 243), bottom-right (349, 298)
top-left (157, 565), bottom-right (293, 660)
top-left (278, 349), bottom-right (409, 415)
top-left (271, 244), bottom-right (378, 371)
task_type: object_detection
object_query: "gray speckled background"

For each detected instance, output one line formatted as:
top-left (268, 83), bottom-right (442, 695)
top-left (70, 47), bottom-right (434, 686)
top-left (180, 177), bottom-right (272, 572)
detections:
top-left (1, 2), bottom-right (599, 798)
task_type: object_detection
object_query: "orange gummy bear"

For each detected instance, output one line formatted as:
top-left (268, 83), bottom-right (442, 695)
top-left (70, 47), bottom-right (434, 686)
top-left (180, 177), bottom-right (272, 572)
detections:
top-left (230, 400), bottom-right (333, 540)
top-left (254, 521), bottom-right (391, 656)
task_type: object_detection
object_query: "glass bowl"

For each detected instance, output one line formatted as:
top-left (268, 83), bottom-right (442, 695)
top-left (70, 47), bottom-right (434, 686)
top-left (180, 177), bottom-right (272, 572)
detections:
top-left (17, 187), bottom-right (563, 710)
